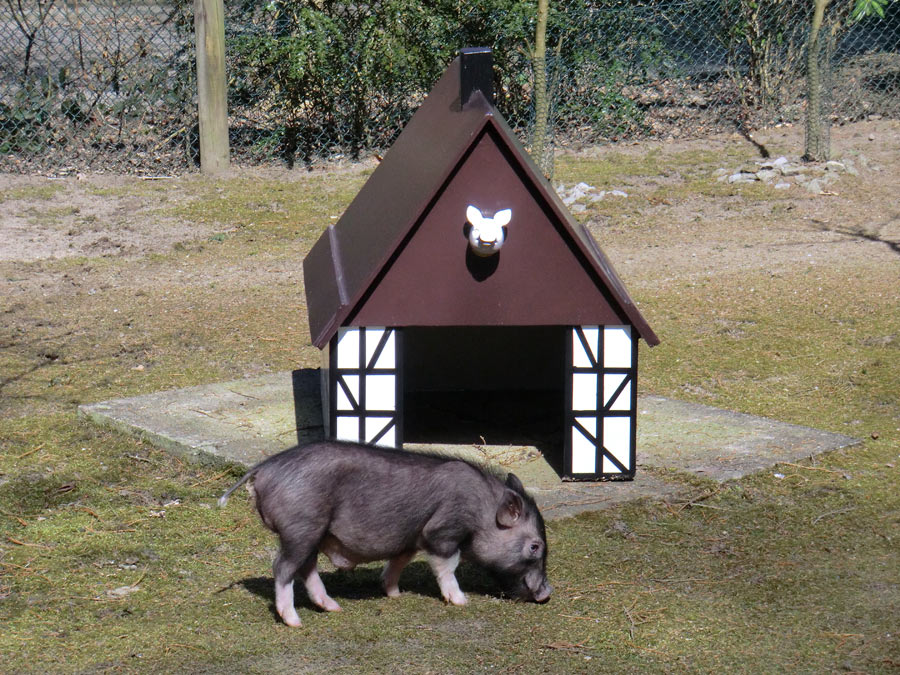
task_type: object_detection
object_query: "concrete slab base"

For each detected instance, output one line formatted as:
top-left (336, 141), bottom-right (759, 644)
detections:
top-left (79, 370), bottom-right (859, 520)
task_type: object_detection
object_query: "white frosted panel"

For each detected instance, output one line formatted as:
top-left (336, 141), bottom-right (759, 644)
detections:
top-left (362, 327), bottom-right (383, 367)
top-left (375, 425), bottom-right (395, 447)
top-left (603, 374), bottom-right (631, 411)
top-left (340, 375), bottom-right (359, 408)
top-left (335, 416), bottom-right (359, 441)
top-left (603, 325), bottom-right (632, 368)
top-left (366, 417), bottom-right (394, 445)
top-left (373, 329), bottom-right (395, 369)
top-left (572, 373), bottom-right (597, 411)
top-left (337, 328), bottom-right (360, 369)
top-left (336, 378), bottom-right (355, 411)
top-left (572, 326), bottom-right (599, 367)
top-left (366, 374), bottom-right (395, 410)
top-left (572, 417), bottom-right (597, 474)
top-left (602, 416), bottom-right (631, 472)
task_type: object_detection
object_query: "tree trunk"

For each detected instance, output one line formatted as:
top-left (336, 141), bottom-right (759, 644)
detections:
top-left (531, 0), bottom-right (551, 176)
top-left (804, 0), bottom-right (830, 162)
top-left (194, 0), bottom-right (230, 173)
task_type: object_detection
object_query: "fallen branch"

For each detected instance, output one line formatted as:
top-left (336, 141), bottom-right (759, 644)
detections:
top-left (812, 507), bottom-right (858, 525)
top-left (0, 509), bottom-right (28, 527)
top-left (191, 469), bottom-right (233, 488)
top-left (16, 444), bottom-right (43, 460)
top-left (126, 454), bottom-right (157, 465)
top-left (6, 537), bottom-right (53, 550)
top-left (780, 462), bottom-right (845, 475)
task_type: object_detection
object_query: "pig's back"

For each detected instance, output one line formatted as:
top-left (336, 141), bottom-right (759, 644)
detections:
top-left (253, 442), bottom-right (495, 558)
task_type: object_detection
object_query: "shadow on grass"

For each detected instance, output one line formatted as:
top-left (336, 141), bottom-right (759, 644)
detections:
top-left (224, 560), bottom-right (503, 623)
top-left (810, 215), bottom-right (900, 257)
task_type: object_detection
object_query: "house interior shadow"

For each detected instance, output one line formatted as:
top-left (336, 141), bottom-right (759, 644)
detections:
top-left (403, 326), bottom-right (567, 478)
top-left (404, 391), bottom-right (566, 477)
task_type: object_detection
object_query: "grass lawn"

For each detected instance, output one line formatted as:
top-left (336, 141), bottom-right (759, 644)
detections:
top-left (1, 122), bottom-right (898, 672)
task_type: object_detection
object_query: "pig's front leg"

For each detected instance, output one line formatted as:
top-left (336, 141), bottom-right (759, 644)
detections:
top-left (427, 551), bottom-right (467, 606)
top-left (382, 551), bottom-right (416, 598)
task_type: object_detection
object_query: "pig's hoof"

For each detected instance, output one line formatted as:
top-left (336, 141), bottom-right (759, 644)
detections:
top-left (384, 585), bottom-right (401, 598)
top-left (280, 608), bottom-right (302, 627)
top-left (446, 591), bottom-right (467, 606)
top-left (315, 595), bottom-right (341, 612)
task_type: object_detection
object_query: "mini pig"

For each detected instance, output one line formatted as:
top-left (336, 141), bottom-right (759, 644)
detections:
top-left (218, 441), bottom-right (551, 626)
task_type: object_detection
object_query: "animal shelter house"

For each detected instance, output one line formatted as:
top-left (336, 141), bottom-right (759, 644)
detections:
top-left (303, 48), bottom-right (659, 481)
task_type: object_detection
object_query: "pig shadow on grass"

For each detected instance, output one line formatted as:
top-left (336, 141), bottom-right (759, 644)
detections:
top-left (232, 561), bottom-right (501, 621)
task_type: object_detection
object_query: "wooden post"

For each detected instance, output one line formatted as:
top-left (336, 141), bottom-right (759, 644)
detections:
top-left (195, 0), bottom-right (229, 173)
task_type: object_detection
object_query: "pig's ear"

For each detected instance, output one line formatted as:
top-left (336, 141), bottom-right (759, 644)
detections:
top-left (493, 209), bottom-right (512, 226)
top-left (505, 472), bottom-right (525, 494)
top-left (497, 490), bottom-right (524, 528)
top-left (466, 205), bottom-right (483, 226)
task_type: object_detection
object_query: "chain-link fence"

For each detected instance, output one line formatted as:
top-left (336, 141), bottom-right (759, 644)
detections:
top-left (1, 0), bottom-right (898, 174)
top-left (0, 0), bottom-right (194, 174)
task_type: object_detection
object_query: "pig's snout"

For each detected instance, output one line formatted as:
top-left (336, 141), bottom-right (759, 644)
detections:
top-left (533, 582), bottom-right (552, 604)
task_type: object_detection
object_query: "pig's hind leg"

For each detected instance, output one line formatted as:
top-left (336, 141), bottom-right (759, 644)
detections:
top-left (272, 546), bottom-right (310, 627)
top-left (299, 556), bottom-right (342, 613)
top-left (382, 551), bottom-right (416, 598)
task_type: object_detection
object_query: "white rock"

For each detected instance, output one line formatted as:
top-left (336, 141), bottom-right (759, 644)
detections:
top-left (774, 182), bottom-right (791, 190)
top-left (772, 156), bottom-right (789, 167)
top-left (607, 189), bottom-right (628, 198)
top-left (728, 173), bottom-right (757, 184)
top-left (805, 178), bottom-right (824, 194)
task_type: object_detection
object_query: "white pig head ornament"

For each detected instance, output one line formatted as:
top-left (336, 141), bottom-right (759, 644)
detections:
top-left (466, 205), bottom-right (511, 257)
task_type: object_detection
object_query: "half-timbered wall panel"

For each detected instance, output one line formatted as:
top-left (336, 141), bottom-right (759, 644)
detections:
top-left (566, 325), bottom-right (637, 479)
top-left (329, 327), bottom-right (401, 448)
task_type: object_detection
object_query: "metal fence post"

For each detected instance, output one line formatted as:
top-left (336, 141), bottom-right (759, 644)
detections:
top-left (194, 0), bottom-right (229, 174)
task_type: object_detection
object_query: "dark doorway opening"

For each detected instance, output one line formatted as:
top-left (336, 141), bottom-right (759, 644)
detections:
top-left (402, 326), bottom-right (565, 472)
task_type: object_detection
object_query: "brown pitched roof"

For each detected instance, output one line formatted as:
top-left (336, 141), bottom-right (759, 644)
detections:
top-left (303, 56), bottom-right (659, 349)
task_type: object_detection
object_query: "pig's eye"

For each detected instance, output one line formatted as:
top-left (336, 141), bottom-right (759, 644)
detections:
top-left (529, 542), bottom-right (542, 556)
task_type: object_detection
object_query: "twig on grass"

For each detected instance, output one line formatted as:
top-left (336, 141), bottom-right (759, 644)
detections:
top-left (0, 509), bottom-right (28, 527)
top-left (812, 507), bottom-right (858, 524)
top-left (670, 487), bottom-right (723, 513)
top-left (75, 506), bottom-right (105, 522)
top-left (544, 497), bottom-right (611, 511)
top-left (624, 640), bottom-right (672, 658)
top-left (780, 462), bottom-right (845, 475)
top-left (15, 444), bottom-right (44, 460)
top-left (542, 641), bottom-right (592, 655)
top-left (0, 561), bottom-right (52, 583)
top-left (6, 537), bottom-right (53, 551)
top-left (194, 558), bottom-right (227, 568)
top-left (191, 469), bottom-right (233, 488)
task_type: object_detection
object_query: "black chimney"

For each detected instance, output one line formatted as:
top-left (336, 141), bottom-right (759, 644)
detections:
top-left (460, 47), bottom-right (493, 107)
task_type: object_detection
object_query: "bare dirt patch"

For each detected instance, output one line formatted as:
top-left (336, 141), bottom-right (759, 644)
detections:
top-left (0, 174), bottom-right (218, 262)
top-left (563, 118), bottom-right (900, 285)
